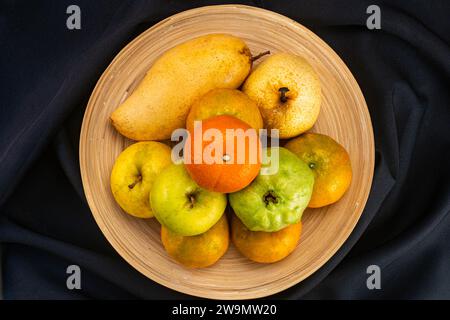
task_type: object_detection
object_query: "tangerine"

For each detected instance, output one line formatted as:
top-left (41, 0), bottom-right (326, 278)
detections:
top-left (161, 214), bottom-right (229, 268)
top-left (231, 214), bottom-right (302, 263)
top-left (285, 133), bottom-right (352, 208)
top-left (184, 115), bottom-right (261, 193)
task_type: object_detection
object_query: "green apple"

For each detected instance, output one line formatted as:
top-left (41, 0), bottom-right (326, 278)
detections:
top-left (229, 147), bottom-right (314, 232)
top-left (110, 141), bottom-right (172, 218)
top-left (150, 163), bottom-right (227, 236)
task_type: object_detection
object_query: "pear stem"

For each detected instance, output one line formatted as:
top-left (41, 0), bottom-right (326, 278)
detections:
top-left (251, 50), bottom-right (270, 62)
top-left (278, 87), bottom-right (290, 103)
top-left (128, 175), bottom-right (142, 189)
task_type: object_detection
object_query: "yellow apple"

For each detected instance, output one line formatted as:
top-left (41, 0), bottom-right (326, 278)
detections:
top-left (110, 141), bottom-right (172, 218)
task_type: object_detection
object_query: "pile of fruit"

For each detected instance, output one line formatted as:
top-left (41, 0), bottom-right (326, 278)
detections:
top-left (109, 34), bottom-right (352, 268)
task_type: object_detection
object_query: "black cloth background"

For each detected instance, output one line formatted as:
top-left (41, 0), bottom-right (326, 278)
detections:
top-left (1, 0), bottom-right (449, 299)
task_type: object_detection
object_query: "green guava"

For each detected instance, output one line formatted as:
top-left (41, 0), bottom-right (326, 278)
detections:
top-left (229, 147), bottom-right (314, 232)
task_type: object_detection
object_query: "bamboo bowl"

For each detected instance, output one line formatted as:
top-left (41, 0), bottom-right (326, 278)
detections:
top-left (80, 5), bottom-right (374, 299)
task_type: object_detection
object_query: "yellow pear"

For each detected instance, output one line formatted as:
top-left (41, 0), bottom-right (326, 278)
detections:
top-left (110, 141), bottom-right (172, 218)
top-left (186, 88), bottom-right (263, 132)
top-left (111, 34), bottom-right (254, 141)
top-left (242, 53), bottom-right (321, 139)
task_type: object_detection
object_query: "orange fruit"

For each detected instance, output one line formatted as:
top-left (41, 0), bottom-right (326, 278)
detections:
top-left (184, 115), bottom-right (262, 193)
top-left (285, 133), bottom-right (352, 208)
top-left (231, 214), bottom-right (302, 263)
top-left (161, 214), bottom-right (229, 268)
top-left (186, 88), bottom-right (263, 133)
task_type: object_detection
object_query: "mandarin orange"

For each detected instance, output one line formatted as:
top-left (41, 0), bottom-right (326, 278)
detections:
top-left (285, 133), bottom-right (352, 208)
top-left (231, 214), bottom-right (302, 263)
top-left (184, 115), bottom-right (261, 193)
top-left (161, 214), bottom-right (229, 268)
